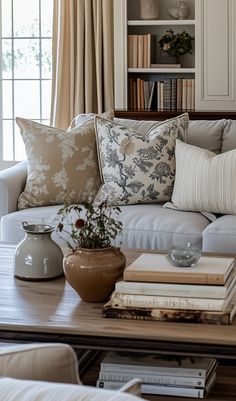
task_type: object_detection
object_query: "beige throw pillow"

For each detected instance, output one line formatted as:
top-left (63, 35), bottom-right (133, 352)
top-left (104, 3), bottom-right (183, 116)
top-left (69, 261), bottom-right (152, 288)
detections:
top-left (16, 110), bottom-right (114, 210)
top-left (172, 139), bottom-right (236, 214)
top-left (94, 113), bottom-right (189, 205)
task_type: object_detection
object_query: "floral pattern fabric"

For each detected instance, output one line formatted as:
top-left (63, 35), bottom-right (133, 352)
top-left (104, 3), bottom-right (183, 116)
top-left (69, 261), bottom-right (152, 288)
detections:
top-left (94, 113), bottom-right (189, 205)
top-left (17, 110), bottom-right (114, 210)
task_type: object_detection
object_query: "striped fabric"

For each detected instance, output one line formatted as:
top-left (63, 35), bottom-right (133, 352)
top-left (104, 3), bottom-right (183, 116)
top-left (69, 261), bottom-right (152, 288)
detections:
top-left (172, 140), bottom-right (236, 214)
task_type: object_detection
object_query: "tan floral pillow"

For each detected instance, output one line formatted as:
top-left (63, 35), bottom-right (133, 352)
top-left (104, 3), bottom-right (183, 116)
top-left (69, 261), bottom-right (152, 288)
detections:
top-left (16, 109), bottom-right (114, 210)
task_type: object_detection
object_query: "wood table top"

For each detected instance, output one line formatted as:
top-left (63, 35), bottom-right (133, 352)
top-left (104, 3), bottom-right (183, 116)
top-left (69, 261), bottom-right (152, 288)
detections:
top-left (0, 243), bottom-right (236, 357)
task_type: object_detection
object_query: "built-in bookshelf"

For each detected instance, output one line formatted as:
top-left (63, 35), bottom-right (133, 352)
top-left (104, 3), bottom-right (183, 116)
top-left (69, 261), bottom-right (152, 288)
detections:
top-left (114, 0), bottom-right (236, 111)
top-left (115, 0), bottom-right (195, 112)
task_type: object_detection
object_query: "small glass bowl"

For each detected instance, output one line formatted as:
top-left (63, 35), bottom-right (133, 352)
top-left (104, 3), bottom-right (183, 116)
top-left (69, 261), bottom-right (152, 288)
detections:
top-left (166, 244), bottom-right (201, 268)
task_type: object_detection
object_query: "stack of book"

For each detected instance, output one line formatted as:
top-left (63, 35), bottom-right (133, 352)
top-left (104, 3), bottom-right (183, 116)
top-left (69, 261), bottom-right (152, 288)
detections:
top-left (128, 34), bottom-right (152, 68)
top-left (96, 352), bottom-right (218, 398)
top-left (103, 253), bottom-right (236, 325)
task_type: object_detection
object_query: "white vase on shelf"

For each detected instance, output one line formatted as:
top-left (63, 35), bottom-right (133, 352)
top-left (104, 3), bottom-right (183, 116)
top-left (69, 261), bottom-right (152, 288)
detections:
top-left (140, 0), bottom-right (159, 20)
top-left (168, 1), bottom-right (189, 20)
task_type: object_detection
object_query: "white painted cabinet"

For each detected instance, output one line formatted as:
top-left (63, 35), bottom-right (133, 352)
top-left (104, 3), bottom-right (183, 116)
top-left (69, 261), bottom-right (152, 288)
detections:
top-left (114, 0), bottom-right (236, 111)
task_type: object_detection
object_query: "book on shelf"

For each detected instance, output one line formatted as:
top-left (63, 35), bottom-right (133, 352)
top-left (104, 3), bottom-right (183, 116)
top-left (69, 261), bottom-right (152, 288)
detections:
top-left (128, 35), bottom-right (133, 68)
top-left (99, 370), bottom-right (208, 388)
top-left (171, 78), bottom-right (177, 111)
top-left (107, 287), bottom-right (236, 311)
top-left (177, 78), bottom-right (183, 110)
top-left (151, 63), bottom-right (181, 68)
top-left (164, 78), bottom-right (172, 111)
top-left (147, 81), bottom-right (155, 109)
top-left (123, 253), bottom-right (235, 285)
top-left (132, 35), bottom-right (138, 68)
top-left (100, 352), bottom-right (217, 378)
top-left (96, 374), bottom-right (216, 398)
top-left (138, 35), bottom-right (144, 68)
top-left (191, 78), bottom-right (195, 109)
top-left (103, 296), bottom-right (236, 325)
top-left (182, 78), bottom-right (187, 110)
top-left (115, 268), bottom-right (236, 299)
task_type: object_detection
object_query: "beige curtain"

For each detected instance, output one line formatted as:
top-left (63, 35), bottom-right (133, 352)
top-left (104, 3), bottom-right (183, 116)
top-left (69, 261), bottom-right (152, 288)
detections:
top-left (51, 0), bottom-right (114, 129)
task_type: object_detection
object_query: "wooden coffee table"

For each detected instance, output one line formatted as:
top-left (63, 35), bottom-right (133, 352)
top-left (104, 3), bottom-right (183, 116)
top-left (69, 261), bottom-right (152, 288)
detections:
top-left (1, 242), bottom-right (236, 400)
top-left (0, 243), bottom-right (236, 358)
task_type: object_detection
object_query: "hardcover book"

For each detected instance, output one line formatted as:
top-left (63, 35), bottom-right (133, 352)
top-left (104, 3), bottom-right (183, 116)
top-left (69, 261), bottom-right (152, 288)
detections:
top-left (100, 352), bottom-right (217, 378)
top-left (151, 63), bottom-right (181, 68)
top-left (99, 370), bottom-right (207, 388)
top-left (103, 296), bottom-right (236, 325)
top-left (123, 253), bottom-right (235, 285)
top-left (115, 268), bottom-right (236, 299)
top-left (106, 287), bottom-right (235, 311)
top-left (96, 375), bottom-right (216, 398)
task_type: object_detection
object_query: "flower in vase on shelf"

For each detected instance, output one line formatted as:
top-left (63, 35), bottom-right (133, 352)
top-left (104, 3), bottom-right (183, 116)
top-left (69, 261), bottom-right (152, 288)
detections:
top-left (57, 201), bottom-right (125, 302)
top-left (159, 29), bottom-right (194, 58)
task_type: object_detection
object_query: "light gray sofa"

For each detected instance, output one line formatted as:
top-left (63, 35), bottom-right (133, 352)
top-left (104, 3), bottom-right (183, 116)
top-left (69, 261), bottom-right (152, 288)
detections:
top-left (1, 117), bottom-right (236, 253)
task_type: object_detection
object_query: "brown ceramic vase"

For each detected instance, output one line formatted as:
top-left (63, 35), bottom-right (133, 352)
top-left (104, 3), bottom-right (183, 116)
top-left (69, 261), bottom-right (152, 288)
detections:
top-left (63, 246), bottom-right (126, 302)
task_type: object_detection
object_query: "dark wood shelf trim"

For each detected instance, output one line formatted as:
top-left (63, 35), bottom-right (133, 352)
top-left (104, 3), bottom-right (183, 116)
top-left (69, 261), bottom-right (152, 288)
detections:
top-left (114, 109), bottom-right (236, 120)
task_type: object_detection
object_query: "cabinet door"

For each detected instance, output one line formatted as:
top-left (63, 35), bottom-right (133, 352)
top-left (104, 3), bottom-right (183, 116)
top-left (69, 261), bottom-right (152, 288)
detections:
top-left (196, 0), bottom-right (236, 110)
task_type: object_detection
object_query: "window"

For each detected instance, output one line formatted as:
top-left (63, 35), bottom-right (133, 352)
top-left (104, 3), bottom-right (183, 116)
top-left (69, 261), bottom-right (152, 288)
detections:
top-left (1, 0), bottom-right (53, 164)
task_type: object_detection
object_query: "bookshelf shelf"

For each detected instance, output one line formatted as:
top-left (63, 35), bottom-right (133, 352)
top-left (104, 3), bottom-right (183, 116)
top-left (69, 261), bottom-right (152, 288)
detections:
top-left (128, 19), bottom-right (195, 26)
top-left (128, 68), bottom-right (196, 73)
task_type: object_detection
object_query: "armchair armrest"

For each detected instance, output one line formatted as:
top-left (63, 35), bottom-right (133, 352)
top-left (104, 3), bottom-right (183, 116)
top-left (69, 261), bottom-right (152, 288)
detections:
top-left (0, 161), bottom-right (27, 219)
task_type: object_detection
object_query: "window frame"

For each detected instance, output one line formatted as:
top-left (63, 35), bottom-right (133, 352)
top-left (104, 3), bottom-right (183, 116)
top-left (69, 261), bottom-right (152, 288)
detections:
top-left (0, 0), bottom-right (53, 169)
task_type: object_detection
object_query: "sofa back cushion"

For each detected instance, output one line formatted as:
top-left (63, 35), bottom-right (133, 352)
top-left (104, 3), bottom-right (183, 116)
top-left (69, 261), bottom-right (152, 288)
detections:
top-left (115, 118), bottom-right (225, 154)
top-left (221, 119), bottom-right (236, 153)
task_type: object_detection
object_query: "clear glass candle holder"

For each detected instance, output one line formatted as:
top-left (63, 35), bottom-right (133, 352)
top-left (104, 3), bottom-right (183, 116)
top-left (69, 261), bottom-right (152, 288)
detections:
top-left (166, 243), bottom-right (201, 268)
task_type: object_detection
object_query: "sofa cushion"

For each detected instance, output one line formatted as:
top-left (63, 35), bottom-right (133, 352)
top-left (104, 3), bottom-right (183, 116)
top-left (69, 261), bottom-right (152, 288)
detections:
top-left (16, 109), bottom-right (114, 210)
top-left (202, 215), bottom-right (236, 253)
top-left (221, 119), bottom-right (236, 153)
top-left (94, 113), bottom-right (189, 205)
top-left (172, 140), bottom-right (236, 214)
top-left (1, 204), bottom-right (210, 251)
top-left (115, 118), bottom-right (225, 153)
top-left (0, 378), bottom-right (143, 401)
top-left (0, 343), bottom-right (80, 383)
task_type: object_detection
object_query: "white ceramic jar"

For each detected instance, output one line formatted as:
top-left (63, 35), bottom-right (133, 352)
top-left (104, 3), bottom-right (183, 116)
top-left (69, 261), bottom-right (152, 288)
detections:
top-left (14, 222), bottom-right (64, 280)
top-left (140, 0), bottom-right (159, 20)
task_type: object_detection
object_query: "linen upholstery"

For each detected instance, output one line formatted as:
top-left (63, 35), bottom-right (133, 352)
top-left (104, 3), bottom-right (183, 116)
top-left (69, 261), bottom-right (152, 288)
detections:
top-left (16, 110), bottom-right (113, 210)
top-left (115, 118), bottom-right (225, 153)
top-left (0, 378), bottom-right (143, 401)
top-left (221, 119), bottom-right (236, 153)
top-left (172, 140), bottom-right (236, 214)
top-left (0, 343), bottom-right (80, 383)
top-left (202, 215), bottom-right (236, 253)
top-left (1, 204), bottom-right (210, 250)
top-left (94, 113), bottom-right (189, 205)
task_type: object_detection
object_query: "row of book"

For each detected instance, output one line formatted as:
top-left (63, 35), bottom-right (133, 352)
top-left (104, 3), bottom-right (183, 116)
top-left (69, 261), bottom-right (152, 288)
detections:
top-left (128, 77), bottom-right (195, 111)
top-left (103, 253), bottom-right (236, 325)
top-left (96, 351), bottom-right (217, 398)
top-left (128, 34), bottom-right (152, 68)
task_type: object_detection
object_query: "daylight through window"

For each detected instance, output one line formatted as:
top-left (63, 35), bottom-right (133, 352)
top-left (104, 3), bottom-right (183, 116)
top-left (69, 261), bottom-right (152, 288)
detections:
top-left (1, 0), bottom-right (53, 162)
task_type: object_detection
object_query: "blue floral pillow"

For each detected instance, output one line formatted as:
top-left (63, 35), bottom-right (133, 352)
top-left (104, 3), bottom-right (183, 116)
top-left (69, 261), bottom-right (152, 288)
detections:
top-left (94, 113), bottom-right (189, 205)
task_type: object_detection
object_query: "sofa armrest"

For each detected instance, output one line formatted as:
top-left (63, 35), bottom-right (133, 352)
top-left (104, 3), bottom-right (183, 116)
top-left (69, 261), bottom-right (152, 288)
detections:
top-left (0, 161), bottom-right (27, 219)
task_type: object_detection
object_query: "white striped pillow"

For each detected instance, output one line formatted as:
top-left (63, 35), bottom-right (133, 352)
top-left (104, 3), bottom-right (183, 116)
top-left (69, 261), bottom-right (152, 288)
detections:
top-left (172, 140), bottom-right (236, 214)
